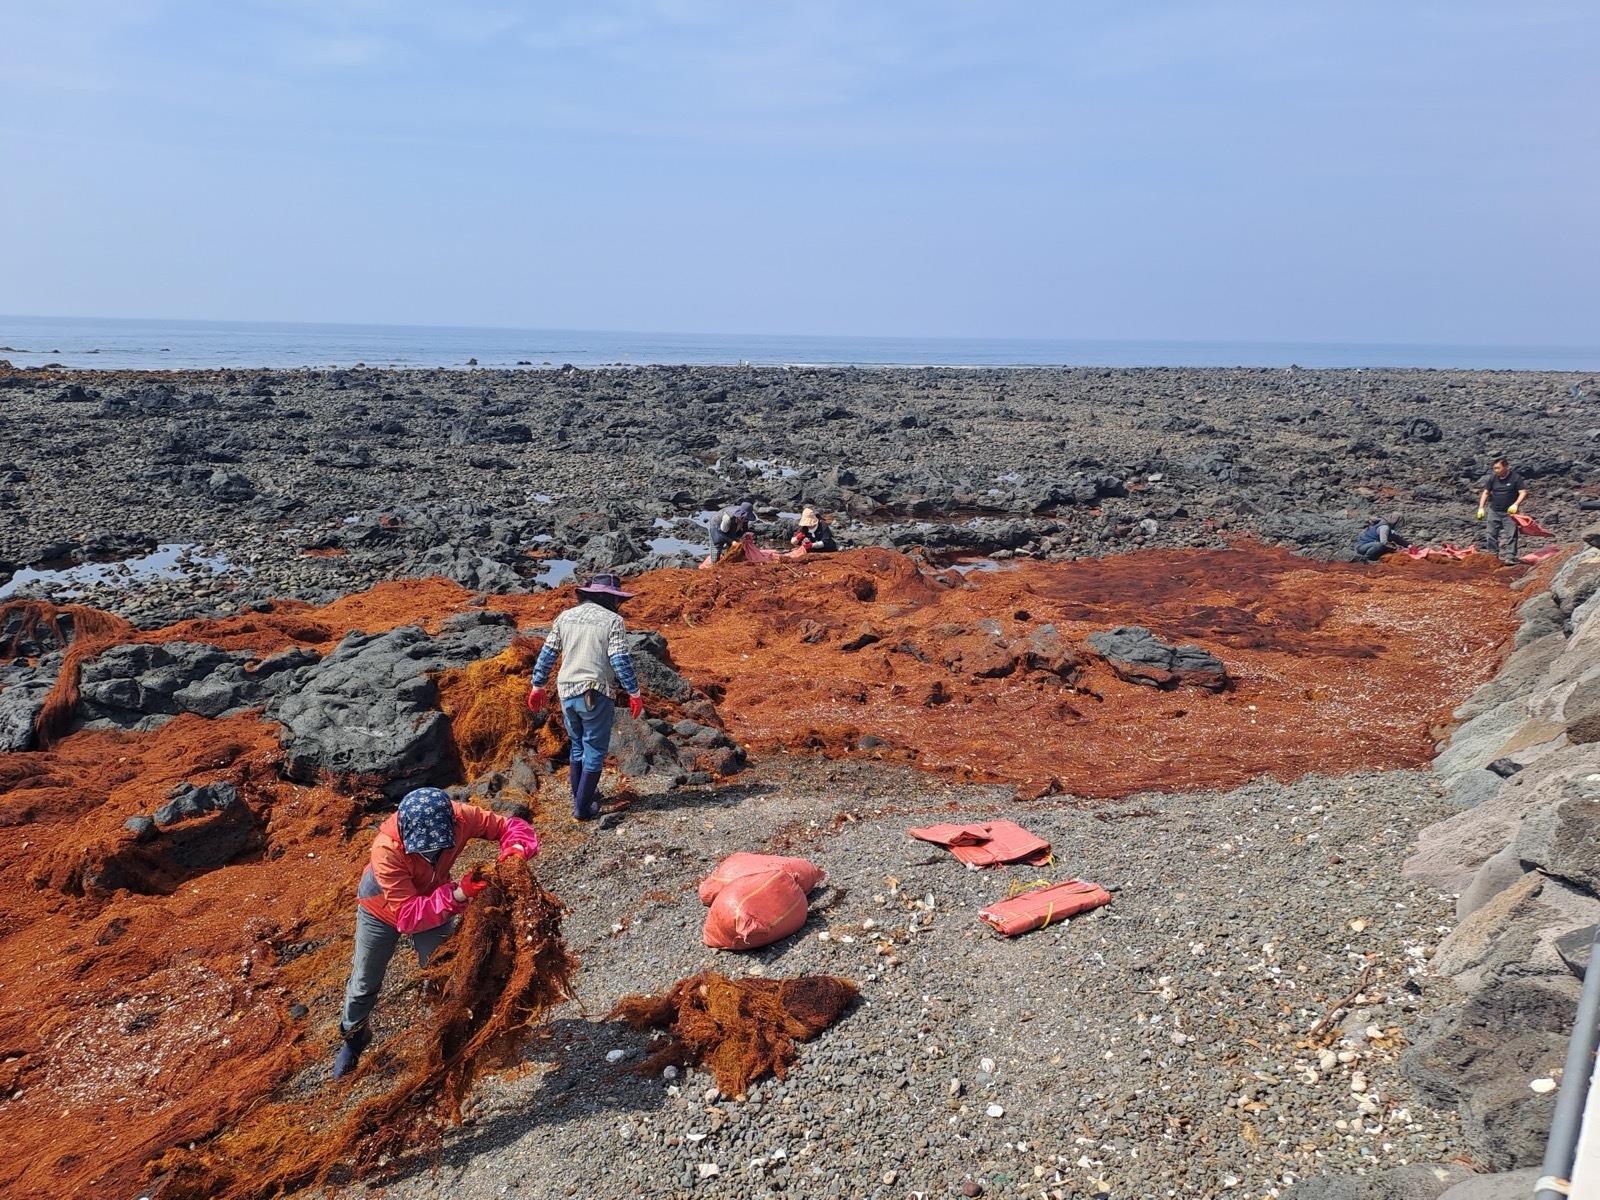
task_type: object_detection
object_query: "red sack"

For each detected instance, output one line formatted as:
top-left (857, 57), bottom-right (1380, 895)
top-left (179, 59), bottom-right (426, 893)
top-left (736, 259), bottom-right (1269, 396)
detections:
top-left (906, 820), bottom-right (1052, 867)
top-left (698, 852), bottom-right (825, 906)
top-left (978, 880), bottom-right (1111, 937)
top-left (703, 869), bottom-right (810, 950)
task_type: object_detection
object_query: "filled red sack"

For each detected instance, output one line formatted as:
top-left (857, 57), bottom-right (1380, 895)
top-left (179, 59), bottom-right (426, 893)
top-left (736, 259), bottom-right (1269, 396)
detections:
top-left (699, 852), bottom-right (825, 906)
top-left (978, 880), bottom-right (1111, 937)
top-left (703, 869), bottom-right (810, 950)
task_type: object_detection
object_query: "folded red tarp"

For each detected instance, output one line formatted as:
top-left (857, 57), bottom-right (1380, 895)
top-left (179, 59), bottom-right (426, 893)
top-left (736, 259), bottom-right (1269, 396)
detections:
top-left (1403, 543), bottom-right (1480, 562)
top-left (979, 880), bottom-right (1111, 937)
top-left (906, 820), bottom-right (1052, 867)
top-left (1521, 547), bottom-right (1563, 564)
top-left (1511, 513), bottom-right (1555, 538)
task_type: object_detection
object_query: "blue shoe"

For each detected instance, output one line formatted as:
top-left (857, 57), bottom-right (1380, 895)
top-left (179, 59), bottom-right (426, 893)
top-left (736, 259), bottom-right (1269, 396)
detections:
top-left (332, 1023), bottom-right (370, 1080)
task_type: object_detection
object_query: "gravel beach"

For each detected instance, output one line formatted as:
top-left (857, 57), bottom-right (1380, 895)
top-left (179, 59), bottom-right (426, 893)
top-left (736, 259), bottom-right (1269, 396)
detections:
top-left (349, 759), bottom-right (1465, 1200)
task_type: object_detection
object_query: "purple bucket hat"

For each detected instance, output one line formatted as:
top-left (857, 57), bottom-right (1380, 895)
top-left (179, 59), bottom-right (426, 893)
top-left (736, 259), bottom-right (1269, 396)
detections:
top-left (576, 572), bottom-right (636, 600)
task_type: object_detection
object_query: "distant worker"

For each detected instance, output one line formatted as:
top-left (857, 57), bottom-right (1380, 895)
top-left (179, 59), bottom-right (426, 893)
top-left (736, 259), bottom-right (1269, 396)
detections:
top-left (709, 499), bottom-right (756, 561)
top-left (1354, 515), bottom-right (1409, 562)
top-left (790, 506), bottom-right (838, 553)
top-left (526, 573), bottom-right (645, 821)
top-left (333, 786), bottom-right (538, 1080)
top-left (1475, 455), bottom-right (1529, 564)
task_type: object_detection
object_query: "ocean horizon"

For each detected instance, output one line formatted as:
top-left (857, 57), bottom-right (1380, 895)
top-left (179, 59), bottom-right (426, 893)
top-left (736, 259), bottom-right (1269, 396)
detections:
top-left (1, 314), bottom-right (1596, 373)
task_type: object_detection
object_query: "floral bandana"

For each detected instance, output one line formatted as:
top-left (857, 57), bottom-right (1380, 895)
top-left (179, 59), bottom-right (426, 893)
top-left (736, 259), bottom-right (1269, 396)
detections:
top-left (396, 787), bottom-right (456, 856)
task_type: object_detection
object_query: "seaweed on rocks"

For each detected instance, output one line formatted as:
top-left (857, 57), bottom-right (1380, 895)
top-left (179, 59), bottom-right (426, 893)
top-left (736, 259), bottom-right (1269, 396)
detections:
top-left (148, 857), bottom-right (577, 1200)
top-left (610, 971), bottom-right (857, 1098)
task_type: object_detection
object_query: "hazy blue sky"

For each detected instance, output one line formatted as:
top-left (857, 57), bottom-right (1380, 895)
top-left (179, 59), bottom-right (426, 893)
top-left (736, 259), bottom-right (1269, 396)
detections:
top-left (2, 1), bottom-right (1595, 344)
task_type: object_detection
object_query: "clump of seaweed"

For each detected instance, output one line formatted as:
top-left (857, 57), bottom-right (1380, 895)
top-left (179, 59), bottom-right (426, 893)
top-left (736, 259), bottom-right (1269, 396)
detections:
top-left (149, 857), bottom-right (577, 1200)
top-left (610, 972), bottom-right (857, 1098)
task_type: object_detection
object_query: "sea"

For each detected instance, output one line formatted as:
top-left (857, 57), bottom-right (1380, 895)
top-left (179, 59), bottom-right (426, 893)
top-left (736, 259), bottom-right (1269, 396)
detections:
top-left (2, 315), bottom-right (1596, 373)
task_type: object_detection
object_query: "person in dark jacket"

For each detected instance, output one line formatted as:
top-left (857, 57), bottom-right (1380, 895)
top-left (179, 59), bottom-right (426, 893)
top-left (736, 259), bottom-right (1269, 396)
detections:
top-left (1476, 456), bottom-right (1529, 563)
top-left (1355, 515), bottom-right (1409, 562)
top-left (709, 499), bottom-right (756, 561)
top-left (790, 506), bottom-right (837, 552)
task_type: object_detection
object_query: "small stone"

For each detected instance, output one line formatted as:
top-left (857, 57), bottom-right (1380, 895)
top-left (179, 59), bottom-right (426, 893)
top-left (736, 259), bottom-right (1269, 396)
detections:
top-left (605, 1049), bottom-right (626, 1064)
top-left (696, 1162), bottom-right (719, 1179)
top-left (985, 1104), bottom-right (1004, 1118)
top-left (1530, 1077), bottom-right (1558, 1094)
top-left (962, 1182), bottom-right (984, 1198)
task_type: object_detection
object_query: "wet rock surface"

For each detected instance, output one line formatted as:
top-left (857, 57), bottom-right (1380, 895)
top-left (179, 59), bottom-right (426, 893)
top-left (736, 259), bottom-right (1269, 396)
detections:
top-left (1, 364), bottom-right (1594, 624)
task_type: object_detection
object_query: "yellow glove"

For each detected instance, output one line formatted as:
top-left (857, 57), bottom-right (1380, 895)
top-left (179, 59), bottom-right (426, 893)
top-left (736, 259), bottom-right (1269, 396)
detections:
top-left (1475, 508), bottom-right (1485, 520)
top-left (1507, 503), bottom-right (1519, 514)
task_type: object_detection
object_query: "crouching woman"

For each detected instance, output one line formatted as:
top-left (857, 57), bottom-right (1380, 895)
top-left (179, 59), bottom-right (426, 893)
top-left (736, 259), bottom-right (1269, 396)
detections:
top-left (332, 786), bottom-right (539, 1079)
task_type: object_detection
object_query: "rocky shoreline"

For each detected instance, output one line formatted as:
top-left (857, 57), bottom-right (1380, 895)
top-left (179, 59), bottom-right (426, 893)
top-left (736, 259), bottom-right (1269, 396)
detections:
top-left (1, 364), bottom-right (1594, 625)
top-left (1, 364), bottom-right (1597, 1200)
top-left (1289, 525), bottom-right (1600, 1199)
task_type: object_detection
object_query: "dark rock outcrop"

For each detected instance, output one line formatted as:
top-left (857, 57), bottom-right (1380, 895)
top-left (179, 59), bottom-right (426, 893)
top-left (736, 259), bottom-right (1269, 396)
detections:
top-left (1086, 626), bottom-right (1227, 691)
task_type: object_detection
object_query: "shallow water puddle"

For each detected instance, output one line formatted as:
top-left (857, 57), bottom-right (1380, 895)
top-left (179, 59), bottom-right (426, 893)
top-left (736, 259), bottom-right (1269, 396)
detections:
top-left (0, 543), bottom-right (240, 598)
top-left (534, 558), bottom-right (577, 587)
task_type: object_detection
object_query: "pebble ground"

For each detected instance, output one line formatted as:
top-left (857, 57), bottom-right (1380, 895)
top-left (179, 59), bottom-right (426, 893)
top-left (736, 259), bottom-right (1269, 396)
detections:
top-left (343, 756), bottom-right (1465, 1200)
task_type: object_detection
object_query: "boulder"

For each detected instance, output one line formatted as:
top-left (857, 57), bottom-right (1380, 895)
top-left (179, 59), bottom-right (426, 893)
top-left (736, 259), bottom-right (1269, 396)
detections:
top-left (1560, 664), bottom-right (1600, 744)
top-left (0, 673), bottom-right (51, 751)
top-left (1455, 845), bottom-right (1526, 920)
top-left (268, 617), bottom-right (513, 796)
top-left (1409, 746), bottom-right (1600, 895)
top-left (1445, 768), bottom-right (1503, 810)
top-left (1086, 625), bottom-right (1227, 691)
top-left (1515, 791), bottom-right (1600, 892)
top-left (154, 781), bottom-right (240, 828)
top-left (76, 642), bottom-right (315, 732)
top-left (578, 531), bottom-right (645, 572)
top-left (1433, 697), bottom-right (1533, 787)
top-left (411, 544), bottom-right (525, 593)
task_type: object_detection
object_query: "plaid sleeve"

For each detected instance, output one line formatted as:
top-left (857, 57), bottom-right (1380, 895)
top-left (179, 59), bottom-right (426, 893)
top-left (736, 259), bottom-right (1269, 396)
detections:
top-left (531, 620), bottom-right (562, 686)
top-left (607, 617), bottom-right (640, 694)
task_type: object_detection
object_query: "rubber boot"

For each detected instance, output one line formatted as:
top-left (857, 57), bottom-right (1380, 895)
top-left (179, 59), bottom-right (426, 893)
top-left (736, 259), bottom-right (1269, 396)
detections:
top-left (568, 761), bottom-right (582, 802)
top-left (582, 764), bottom-right (604, 825)
top-left (572, 767), bottom-right (595, 820)
top-left (332, 1022), bottom-right (371, 1081)
top-left (578, 768), bottom-right (604, 821)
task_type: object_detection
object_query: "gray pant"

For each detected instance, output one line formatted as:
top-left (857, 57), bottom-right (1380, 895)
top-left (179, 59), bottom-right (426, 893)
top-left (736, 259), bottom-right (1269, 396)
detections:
top-left (1480, 509), bottom-right (1519, 561)
top-left (340, 905), bottom-right (457, 1032)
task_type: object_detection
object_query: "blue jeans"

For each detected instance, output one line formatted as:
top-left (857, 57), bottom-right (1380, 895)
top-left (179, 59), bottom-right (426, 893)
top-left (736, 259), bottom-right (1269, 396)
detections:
top-left (562, 691), bottom-right (616, 773)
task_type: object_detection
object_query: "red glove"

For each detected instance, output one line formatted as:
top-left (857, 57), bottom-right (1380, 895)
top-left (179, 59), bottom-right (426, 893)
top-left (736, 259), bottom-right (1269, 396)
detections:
top-left (455, 874), bottom-right (489, 902)
top-left (628, 694), bottom-right (644, 720)
top-left (526, 685), bottom-right (547, 712)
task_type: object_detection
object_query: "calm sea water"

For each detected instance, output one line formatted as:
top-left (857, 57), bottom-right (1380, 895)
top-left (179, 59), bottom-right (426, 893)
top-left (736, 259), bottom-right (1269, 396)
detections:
top-left (2, 315), bottom-right (1596, 372)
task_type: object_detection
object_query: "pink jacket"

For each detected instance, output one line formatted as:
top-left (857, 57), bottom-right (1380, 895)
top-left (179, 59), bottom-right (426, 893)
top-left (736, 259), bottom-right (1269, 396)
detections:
top-left (357, 803), bottom-right (539, 934)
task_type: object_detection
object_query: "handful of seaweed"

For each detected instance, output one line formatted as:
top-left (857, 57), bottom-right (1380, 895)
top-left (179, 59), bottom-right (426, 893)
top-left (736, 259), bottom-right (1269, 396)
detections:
top-left (149, 858), bottom-right (577, 1200)
top-left (610, 972), bottom-right (857, 1098)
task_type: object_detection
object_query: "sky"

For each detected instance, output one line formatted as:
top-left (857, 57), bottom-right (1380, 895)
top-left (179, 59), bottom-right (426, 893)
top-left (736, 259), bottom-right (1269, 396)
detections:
top-left (1, 1), bottom-right (1596, 345)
